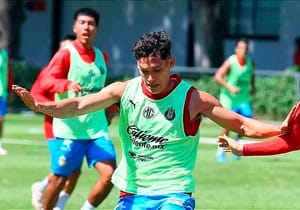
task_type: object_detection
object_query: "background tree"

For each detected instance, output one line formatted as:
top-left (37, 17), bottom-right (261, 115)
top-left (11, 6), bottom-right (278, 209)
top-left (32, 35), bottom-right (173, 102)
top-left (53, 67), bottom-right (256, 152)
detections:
top-left (189, 0), bottom-right (225, 68)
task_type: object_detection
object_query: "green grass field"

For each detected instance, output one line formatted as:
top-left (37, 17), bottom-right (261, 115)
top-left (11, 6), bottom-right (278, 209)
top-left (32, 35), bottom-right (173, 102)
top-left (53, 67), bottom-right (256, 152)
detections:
top-left (1, 113), bottom-right (300, 210)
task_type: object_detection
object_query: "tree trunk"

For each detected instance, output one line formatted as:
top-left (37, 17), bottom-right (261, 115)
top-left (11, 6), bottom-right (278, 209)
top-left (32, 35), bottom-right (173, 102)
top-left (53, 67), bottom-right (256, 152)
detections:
top-left (190, 0), bottom-right (225, 68)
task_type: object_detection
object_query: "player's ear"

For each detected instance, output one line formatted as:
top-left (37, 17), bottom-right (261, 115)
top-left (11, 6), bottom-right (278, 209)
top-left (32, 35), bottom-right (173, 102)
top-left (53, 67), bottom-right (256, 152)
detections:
top-left (168, 56), bottom-right (175, 68)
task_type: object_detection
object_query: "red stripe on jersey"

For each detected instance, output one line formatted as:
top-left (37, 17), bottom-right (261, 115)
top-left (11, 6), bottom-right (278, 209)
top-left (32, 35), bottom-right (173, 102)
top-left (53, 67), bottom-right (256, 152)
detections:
top-left (184, 87), bottom-right (200, 136)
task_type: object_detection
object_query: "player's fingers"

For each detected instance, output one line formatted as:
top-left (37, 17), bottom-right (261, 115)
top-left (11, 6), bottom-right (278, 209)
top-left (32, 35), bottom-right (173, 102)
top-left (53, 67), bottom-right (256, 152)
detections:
top-left (224, 147), bottom-right (232, 152)
top-left (280, 104), bottom-right (297, 134)
top-left (217, 137), bottom-right (228, 146)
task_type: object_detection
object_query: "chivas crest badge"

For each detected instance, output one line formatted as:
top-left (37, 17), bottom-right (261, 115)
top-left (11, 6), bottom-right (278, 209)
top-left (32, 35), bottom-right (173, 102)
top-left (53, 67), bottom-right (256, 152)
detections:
top-left (164, 106), bottom-right (175, 121)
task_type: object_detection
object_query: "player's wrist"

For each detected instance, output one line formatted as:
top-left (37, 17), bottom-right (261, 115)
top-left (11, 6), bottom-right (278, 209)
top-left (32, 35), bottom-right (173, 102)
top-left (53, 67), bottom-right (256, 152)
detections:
top-left (237, 144), bottom-right (244, 156)
top-left (34, 100), bottom-right (42, 113)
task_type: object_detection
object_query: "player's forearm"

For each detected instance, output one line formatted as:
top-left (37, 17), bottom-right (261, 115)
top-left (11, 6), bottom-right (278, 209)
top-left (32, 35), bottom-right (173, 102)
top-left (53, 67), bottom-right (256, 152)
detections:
top-left (243, 135), bottom-right (300, 156)
top-left (241, 118), bottom-right (281, 138)
top-left (38, 98), bottom-right (83, 118)
top-left (38, 92), bottom-right (117, 118)
top-left (214, 76), bottom-right (228, 89)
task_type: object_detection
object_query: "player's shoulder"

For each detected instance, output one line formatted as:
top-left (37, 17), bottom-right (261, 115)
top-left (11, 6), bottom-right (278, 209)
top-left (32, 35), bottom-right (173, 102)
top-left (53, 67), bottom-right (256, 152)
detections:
top-left (191, 88), bottom-right (219, 107)
top-left (50, 47), bottom-right (70, 63)
top-left (228, 54), bottom-right (237, 62)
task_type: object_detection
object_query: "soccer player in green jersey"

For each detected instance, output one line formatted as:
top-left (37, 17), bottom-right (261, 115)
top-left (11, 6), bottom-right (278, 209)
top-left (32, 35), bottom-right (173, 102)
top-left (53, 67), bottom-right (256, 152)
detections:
top-left (0, 47), bottom-right (13, 156)
top-left (12, 31), bottom-right (286, 210)
top-left (23, 8), bottom-right (117, 210)
top-left (214, 38), bottom-right (256, 163)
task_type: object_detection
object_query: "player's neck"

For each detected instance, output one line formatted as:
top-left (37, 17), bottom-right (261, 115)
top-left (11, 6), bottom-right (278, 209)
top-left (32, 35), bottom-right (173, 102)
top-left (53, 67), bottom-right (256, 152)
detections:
top-left (236, 56), bottom-right (246, 66)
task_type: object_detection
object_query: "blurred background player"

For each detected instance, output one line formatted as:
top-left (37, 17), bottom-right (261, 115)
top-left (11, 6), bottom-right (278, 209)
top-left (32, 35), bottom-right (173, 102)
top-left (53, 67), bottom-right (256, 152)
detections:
top-left (0, 46), bottom-right (14, 155)
top-left (30, 34), bottom-right (78, 210)
top-left (30, 34), bottom-right (118, 210)
top-left (35, 8), bottom-right (117, 210)
top-left (285, 36), bottom-right (300, 73)
top-left (292, 36), bottom-right (300, 72)
top-left (214, 38), bottom-right (256, 163)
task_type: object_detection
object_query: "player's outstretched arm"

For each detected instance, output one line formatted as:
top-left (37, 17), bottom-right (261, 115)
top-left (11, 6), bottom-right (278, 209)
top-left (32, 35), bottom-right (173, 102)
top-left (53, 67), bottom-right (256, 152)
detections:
top-left (193, 90), bottom-right (281, 138)
top-left (12, 81), bottom-right (127, 118)
top-left (12, 85), bottom-right (44, 112)
top-left (218, 102), bottom-right (300, 157)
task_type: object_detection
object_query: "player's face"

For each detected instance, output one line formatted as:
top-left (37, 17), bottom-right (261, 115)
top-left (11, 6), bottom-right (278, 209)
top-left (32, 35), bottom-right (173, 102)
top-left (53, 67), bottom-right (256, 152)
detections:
top-left (73, 15), bottom-right (98, 48)
top-left (137, 55), bottom-right (175, 94)
top-left (235, 41), bottom-right (248, 59)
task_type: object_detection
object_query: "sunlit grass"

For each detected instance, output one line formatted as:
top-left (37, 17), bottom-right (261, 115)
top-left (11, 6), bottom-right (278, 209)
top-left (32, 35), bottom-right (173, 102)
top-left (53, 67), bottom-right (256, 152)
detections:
top-left (1, 113), bottom-right (299, 209)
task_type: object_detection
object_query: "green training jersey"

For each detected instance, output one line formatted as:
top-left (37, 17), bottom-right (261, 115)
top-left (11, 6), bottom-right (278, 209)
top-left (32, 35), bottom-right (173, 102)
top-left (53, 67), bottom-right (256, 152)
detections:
top-left (220, 54), bottom-right (253, 109)
top-left (112, 77), bottom-right (200, 195)
top-left (53, 44), bottom-right (108, 139)
top-left (0, 49), bottom-right (8, 99)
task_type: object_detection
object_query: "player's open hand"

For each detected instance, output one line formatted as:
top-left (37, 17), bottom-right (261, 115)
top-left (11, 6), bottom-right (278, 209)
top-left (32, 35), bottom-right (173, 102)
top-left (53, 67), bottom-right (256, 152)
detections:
top-left (217, 134), bottom-right (243, 156)
top-left (280, 103), bottom-right (299, 135)
top-left (67, 81), bottom-right (83, 92)
top-left (11, 85), bottom-right (40, 112)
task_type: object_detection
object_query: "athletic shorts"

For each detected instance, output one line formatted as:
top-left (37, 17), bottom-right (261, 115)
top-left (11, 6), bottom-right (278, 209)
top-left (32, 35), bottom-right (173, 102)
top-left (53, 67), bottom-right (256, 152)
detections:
top-left (232, 103), bottom-right (253, 118)
top-left (48, 135), bottom-right (116, 176)
top-left (114, 193), bottom-right (195, 210)
top-left (0, 97), bottom-right (7, 116)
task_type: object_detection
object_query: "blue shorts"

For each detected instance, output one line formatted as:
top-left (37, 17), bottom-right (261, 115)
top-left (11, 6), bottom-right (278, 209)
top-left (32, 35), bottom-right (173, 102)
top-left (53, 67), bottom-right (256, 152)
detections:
top-left (232, 103), bottom-right (253, 118)
top-left (114, 193), bottom-right (195, 210)
top-left (48, 135), bottom-right (116, 176)
top-left (0, 97), bottom-right (7, 116)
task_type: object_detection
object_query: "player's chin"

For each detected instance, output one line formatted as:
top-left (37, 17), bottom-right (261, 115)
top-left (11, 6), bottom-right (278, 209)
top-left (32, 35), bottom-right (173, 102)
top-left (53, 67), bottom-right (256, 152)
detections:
top-left (148, 86), bottom-right (161, 94)
top-left (79, 36), bottom-right (91, 43)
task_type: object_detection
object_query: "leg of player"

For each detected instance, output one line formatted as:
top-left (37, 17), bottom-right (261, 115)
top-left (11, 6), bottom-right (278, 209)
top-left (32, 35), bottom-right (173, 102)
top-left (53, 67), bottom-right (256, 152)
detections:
top-left (0, 116), bottom-right (7, 155)
top-left (80, 160), bottom-right (116, 210)
top-left (43, 174), bottom-right (68, 209)
top-left (31, 175), bottom-right (50, 210)
top-left (55, 169), bottom-right (81, 210)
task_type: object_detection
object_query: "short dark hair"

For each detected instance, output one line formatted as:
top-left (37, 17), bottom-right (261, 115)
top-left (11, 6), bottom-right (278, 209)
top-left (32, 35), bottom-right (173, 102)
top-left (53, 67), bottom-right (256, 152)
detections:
top-left (132, 31), bottom-right (171, 60)
top-left (235, 38), bottom-right (249, 46)
top-left (62, 34), bottom-right (76, 42)
top-left (74, 8), bottom-right (100, 26)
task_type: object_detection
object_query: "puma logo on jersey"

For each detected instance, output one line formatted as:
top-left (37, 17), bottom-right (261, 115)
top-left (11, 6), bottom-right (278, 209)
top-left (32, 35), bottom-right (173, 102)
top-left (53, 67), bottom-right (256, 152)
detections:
top-left (129, 99), bottom-right (136, 109)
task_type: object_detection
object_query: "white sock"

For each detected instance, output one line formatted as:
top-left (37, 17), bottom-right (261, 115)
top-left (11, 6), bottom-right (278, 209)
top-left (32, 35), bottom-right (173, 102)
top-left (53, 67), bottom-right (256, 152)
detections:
top-left (55, 191), bottom-right (70, 210)
top-left (80, 200), bottom-right (96, 210)
top-left (36, 176), bottom-right (50, 192)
